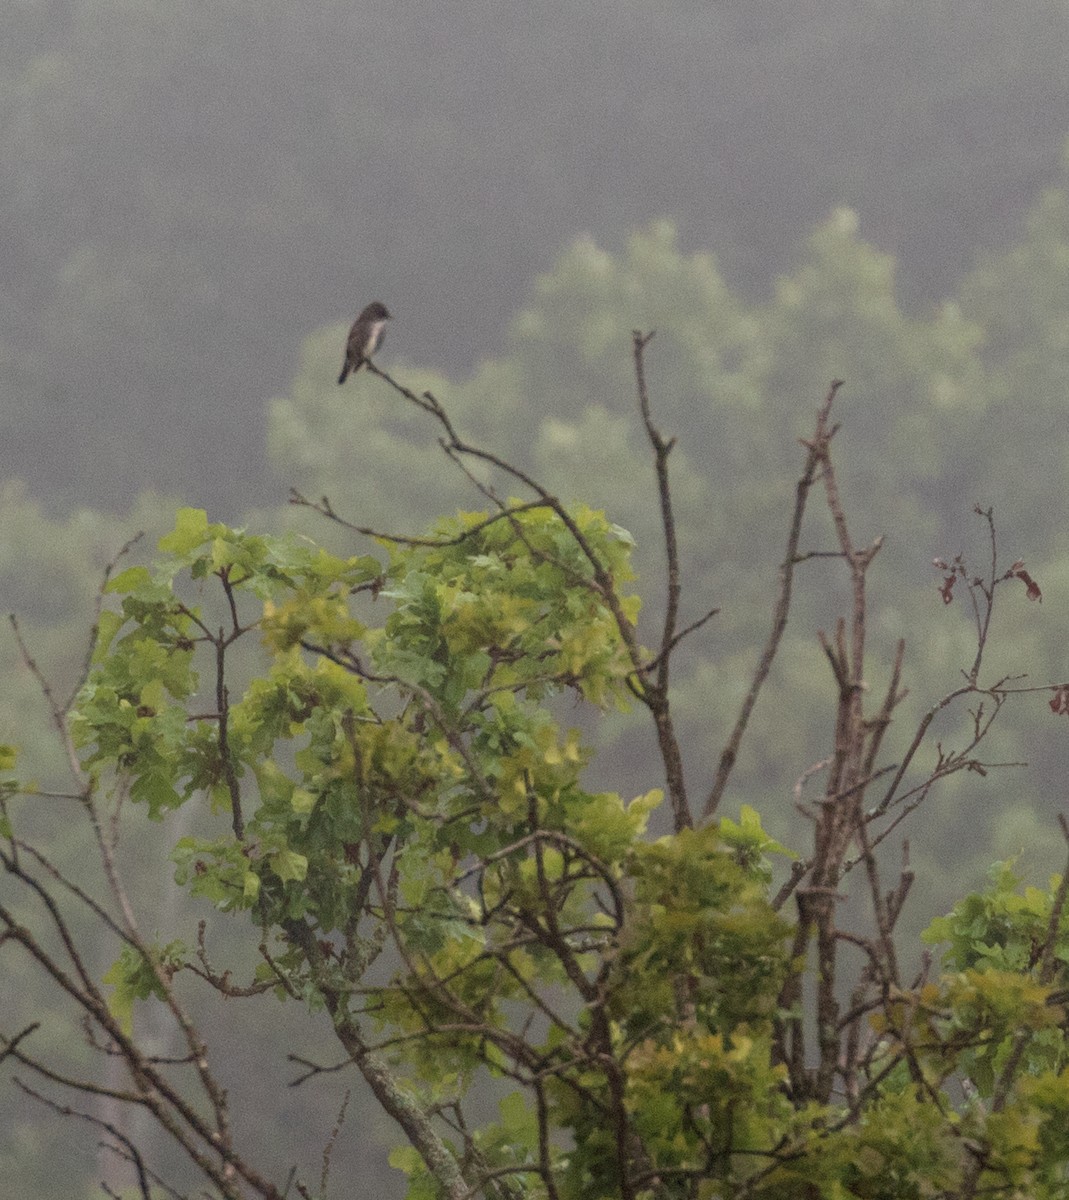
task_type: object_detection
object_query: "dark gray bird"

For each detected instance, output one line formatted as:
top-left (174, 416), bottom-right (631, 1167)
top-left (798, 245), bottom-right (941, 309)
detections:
top-left (338, 301), bottom-right (392, 383)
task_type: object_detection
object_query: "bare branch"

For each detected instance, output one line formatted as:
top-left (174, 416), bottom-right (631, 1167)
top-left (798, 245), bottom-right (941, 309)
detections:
top-left (705, 380), bottom-right (845, 817)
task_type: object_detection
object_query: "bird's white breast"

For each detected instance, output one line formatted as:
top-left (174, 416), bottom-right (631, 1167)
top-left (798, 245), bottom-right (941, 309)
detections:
top-left (366, 319), bottom-right (386, 355)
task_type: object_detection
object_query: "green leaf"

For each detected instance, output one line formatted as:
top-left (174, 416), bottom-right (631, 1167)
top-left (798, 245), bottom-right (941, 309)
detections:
top-left (158, 508), bottom-right (211, 555)
top-left (104, 565), bottom-right (153, 595)
top-left (270, 848), bottom-right (308, 883)
top-left (102, 942), bottom-right (186, 1036)
top-left (290, 788), bottom-right (316, 814)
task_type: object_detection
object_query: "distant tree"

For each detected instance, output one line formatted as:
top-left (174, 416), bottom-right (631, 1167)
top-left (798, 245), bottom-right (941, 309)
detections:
top-left (3, 344), bottom-right (1068, 1199)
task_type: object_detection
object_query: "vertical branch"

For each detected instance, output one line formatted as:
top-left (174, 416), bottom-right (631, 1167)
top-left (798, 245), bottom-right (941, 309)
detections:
top-left (632, 330), bottom-right (691, 831)
top-left (533, 1077), bottom-right (561, 1200)
top-left (215, 633), bottom-right (244, 841)
top-left (967, 506), bottom-right (998, 684)
top-left (771, 382), bottom-right (904, 1101)
top-left (704, 380), bottom-right (844, 818)
top-left (632, 330), bottom-right (682, 688)
top-left (809, 465), bottom-right (888, 1099)
top-left (216, 569), bottom-right (246, 840)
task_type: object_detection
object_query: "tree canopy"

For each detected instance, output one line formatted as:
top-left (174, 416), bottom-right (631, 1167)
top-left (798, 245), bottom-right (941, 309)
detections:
top-left (4, 353), bottom-right (1069, 1198)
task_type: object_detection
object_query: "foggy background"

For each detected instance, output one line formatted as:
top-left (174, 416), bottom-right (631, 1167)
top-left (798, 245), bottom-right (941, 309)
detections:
top-left (4, 2), bottom-right (1068, 514)
top-left (6, 2), bottom-right (1069, 1196)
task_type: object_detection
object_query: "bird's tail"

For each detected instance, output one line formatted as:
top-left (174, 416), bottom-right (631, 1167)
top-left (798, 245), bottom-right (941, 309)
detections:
top-left (337, 362), bottom-right (350, 385)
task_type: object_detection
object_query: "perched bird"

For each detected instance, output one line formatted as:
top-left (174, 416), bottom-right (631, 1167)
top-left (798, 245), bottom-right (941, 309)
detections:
top-left (338, 301), bottom-right (392, 384)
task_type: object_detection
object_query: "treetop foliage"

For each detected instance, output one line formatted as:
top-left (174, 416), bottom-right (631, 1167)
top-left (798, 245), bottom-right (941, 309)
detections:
top-left (5, 353), bottom-right (1069, 1198)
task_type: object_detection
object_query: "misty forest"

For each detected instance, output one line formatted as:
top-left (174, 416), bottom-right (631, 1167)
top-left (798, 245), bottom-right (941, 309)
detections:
top-left (7, 3), bottom-right (1069, 1198)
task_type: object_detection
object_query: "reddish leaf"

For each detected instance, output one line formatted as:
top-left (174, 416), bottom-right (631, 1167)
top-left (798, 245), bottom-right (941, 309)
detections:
top-left (1012, 566), bottom-right (1042, 603)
